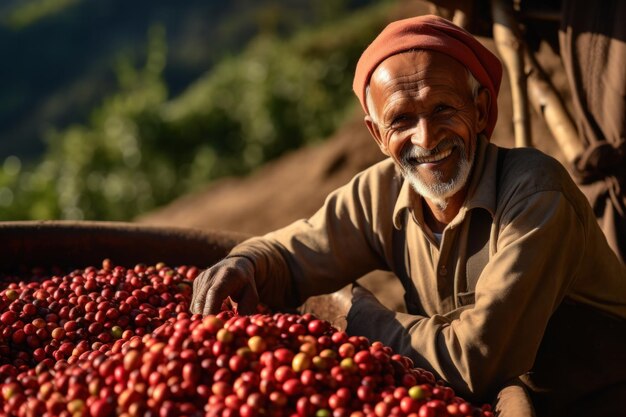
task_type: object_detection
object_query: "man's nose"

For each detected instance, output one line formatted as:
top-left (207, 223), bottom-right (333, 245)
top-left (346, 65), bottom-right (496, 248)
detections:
top-left (410, 117), bottom-right (439, 151)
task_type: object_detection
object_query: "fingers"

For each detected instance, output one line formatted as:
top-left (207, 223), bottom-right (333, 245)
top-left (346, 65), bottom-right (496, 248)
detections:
top-left (189, 257), bottom-right (257, 316)
top-left (237, 284), bottom-right (260, 315)
top-left (190, 269), bottom-right (210, 314)
top-left (204, 284), bottom-right (230, 316)
top-left (201, 266), bottom-right (241, 315)
top-left (190, 266), bottom-right (233, 316)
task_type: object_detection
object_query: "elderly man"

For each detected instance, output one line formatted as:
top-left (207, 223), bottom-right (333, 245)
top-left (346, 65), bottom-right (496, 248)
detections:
top-left (192, 15), bottom-right (626, 416)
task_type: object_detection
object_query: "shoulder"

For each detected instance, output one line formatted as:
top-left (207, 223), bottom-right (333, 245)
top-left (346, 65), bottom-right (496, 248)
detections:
top-left (494, 146), bottom-right (592, 226)
top-left (498, 147), bottom-right (583, 205)
top-left (323, 158), bottom-right (404, 219)
top-left (500, 147), bottom-right (569, 188)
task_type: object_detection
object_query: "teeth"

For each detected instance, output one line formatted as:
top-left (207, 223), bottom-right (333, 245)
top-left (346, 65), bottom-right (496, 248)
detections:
top-left (415, 148), bottom-right (453, 164)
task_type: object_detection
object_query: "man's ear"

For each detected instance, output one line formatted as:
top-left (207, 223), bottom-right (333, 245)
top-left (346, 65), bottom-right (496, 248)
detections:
top-left (474, 87), bottom-right (491, 133)
top-left (364, 115), bottom-right (390, 156)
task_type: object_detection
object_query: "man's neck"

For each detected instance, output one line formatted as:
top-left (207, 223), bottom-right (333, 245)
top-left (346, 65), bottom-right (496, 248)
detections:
top-left (423, 190), bottom-right (466, 234)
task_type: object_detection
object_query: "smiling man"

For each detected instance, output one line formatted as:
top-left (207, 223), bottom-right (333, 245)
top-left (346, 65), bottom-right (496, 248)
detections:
top-left (191, 15), bottom-right (626, 416)
top-left (364, 50), bottom-right (488, 228)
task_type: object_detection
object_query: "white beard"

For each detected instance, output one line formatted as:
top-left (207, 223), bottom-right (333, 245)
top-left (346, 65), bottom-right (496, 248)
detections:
top-left (400, 137), bottom-right (474, 210)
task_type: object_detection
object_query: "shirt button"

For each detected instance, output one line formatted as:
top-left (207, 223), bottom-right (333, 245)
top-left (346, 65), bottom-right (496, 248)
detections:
top-left (439, 266), bottom-right (448, 276)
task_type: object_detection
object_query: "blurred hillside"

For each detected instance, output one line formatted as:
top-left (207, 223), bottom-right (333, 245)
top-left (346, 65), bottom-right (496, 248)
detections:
top-left (0, 0), bottom-right (379, 160)
top-left (0, 0), bottom-right (400, 220)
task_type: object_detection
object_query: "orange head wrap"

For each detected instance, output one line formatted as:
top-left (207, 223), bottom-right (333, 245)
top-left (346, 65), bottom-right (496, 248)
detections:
top-left (353, 15), bottom-right (502, 139)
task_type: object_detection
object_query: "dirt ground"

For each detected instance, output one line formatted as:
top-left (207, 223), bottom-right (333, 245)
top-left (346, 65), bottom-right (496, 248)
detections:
top-left (137, 4), bottom-right (572, 311)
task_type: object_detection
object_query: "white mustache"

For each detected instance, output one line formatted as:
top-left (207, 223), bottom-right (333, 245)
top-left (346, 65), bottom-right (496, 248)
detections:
top-left (401, 137), bottom-right (464, 166)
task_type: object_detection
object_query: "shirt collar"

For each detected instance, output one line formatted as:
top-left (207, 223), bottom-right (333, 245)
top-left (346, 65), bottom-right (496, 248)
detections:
top-left (392, 134), bottom-right (499, 229)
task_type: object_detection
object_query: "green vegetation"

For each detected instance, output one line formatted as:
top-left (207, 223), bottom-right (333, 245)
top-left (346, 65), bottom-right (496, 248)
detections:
top-left (0, 2), bottom-right (394, 221)
top-left (0, 0), bottom-right (381, 159)
top-left (3, 0), bottom-right (80, 29)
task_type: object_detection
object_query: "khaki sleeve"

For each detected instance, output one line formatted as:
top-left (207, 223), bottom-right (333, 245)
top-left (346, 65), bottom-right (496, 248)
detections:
top-left (347, 190), bottom-right (584, 400)
top-left (228, 164), bottom-right (395, 309)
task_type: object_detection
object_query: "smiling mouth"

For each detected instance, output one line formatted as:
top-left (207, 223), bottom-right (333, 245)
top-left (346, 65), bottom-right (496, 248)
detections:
top-left (413, 147), bottom-right (454, 164)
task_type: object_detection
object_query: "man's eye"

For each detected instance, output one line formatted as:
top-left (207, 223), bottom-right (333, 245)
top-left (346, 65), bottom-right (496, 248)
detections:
top-left (434, 104), bottom-right (451, 113)
top-left (390, 115), bottom-right (411, 127)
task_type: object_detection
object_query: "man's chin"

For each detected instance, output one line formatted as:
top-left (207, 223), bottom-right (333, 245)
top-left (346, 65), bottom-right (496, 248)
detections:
top-left (405, 170), bottom-right (467, 203)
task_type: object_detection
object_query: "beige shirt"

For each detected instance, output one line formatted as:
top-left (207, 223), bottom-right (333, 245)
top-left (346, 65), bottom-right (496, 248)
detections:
top-left (229, 136), bottom-right (626, 399)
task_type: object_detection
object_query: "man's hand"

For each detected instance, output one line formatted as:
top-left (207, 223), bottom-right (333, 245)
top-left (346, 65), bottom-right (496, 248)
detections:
top-left (190, 256), bottom-right (259, 316)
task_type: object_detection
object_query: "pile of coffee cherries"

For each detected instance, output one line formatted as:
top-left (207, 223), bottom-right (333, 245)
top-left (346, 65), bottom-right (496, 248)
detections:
top-left (0, 261), bottom-right (494, 417)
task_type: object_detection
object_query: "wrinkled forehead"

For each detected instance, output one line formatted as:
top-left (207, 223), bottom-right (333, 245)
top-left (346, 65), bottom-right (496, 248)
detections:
top-left (369, 50), bottom-right (469, 93)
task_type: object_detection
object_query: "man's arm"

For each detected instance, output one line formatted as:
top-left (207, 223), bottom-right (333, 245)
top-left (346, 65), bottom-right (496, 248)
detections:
top-left (347, 190), bottom-right (585, 400)
top-left (191, 160), bottom-right (400, 314)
